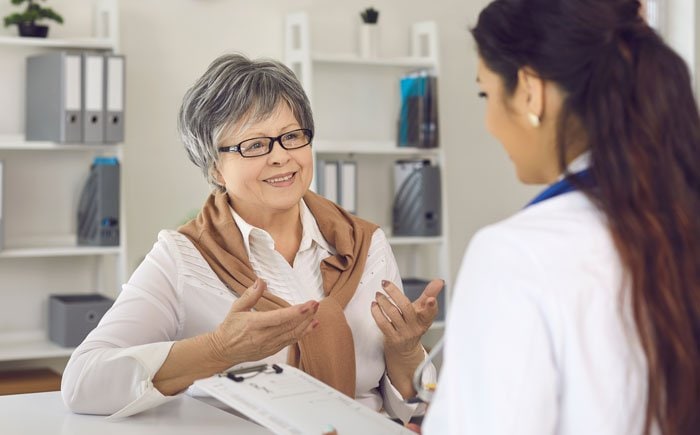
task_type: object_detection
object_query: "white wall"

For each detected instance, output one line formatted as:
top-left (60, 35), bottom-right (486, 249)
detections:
top-left (4, 1), bottom-right (694, 284)
top-left (119, 0), bottom-right (537, 281)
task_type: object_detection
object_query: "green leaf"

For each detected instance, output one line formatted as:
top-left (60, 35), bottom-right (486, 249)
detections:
top-left (3, 0), bottom-right (64, 26)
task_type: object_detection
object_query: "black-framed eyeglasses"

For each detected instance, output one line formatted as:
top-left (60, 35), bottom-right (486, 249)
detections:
top-left (217, 128), bottom-right (313, 158)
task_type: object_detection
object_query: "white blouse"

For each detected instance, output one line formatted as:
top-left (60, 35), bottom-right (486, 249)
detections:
top-left (61, 200), bottom-right (434, 423)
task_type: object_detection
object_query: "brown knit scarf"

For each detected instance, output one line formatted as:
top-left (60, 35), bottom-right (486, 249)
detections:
top-left (178, 190), bottom-right (378, 397)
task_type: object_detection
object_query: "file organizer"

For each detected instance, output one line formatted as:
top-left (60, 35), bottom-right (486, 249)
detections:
top-left (104, 54), bottom-right (125, 143)
top-left (25, 52), bottom-right (83, 143)
top-left (392, 160), bottom-right (441, 236)
top-left (77, 157), bottom-right (120, 246)
top-left (82, 52), bottom-right (105, 143)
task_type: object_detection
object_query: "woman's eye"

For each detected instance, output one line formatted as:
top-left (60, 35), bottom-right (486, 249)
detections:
top-left (284, 132), bottom-right (300, 141)
top-left (478, 91), bottom-right (488, 99)
top-left (247, 142), bottom-right (264, 150)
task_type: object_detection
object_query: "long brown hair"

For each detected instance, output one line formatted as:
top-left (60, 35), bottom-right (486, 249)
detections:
top-left (472, 0), bottom-right (700, 433)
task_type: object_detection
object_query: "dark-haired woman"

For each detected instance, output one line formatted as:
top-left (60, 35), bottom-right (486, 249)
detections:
top-left (423, 0), bottom-right (699, 434)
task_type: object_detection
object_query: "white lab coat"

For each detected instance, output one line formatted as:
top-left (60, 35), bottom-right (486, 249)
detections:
top-left (423, 190), bottom-right (649, 435)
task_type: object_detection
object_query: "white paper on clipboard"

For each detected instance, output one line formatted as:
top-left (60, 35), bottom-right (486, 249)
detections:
top-left (194, 364), bottom-right (414, 435)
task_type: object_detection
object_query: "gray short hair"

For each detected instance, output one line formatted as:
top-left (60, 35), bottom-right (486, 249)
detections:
top-left (178, 53), bottom-right (314, 191)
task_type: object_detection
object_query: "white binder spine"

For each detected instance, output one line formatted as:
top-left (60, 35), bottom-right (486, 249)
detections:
top-left (63, 54), bottom-right (82, 142)
top-left (82, 53), bottom-right (105, 143)
top-left (340, 161), bottom-right (357, 214)
top-left (104, 54), bottom-right (125, 143)
top-left (0, 160), bottom-right (3, 250)
top-left (322, 160), bottom-right (339, 204)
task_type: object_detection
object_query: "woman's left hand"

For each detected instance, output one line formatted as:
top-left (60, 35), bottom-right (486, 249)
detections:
top-left (370, 279), bottom-right (444, 398)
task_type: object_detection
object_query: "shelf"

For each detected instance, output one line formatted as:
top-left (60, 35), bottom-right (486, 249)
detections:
top-left (314, 140), bottom-right (440, 156)
top-left (0, 35), bottom-right (114, 50)
top-left (0, 331), bottom-right (74, 362)
top-left (0, 136), bottom-right (122, 151)
top-left (311, 52), bottom-right (436, 69)
top-left (388, 236), bottom-right (444, 245)
top-left (0, 245), bottom-right (121, 259)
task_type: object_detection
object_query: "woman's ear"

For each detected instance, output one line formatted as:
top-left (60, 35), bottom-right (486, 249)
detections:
top-left (518, 67), bottom-right (545, 127)
top-left (210, 165), bottom-right (225, 189)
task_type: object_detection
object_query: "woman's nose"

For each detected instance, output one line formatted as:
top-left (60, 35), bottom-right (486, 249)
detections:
top-left (266, 139), bottom-right (291, 165)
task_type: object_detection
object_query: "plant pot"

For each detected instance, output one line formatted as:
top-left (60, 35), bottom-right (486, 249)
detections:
top-left (18, 23), bottom-right (49, 38)
top-left (358, 23), bottom-right (379, 59)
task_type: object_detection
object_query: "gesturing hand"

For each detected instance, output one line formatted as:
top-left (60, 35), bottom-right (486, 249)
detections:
top-left (207, 279), bottom-right (319, 367)
top-left (370, 278), bottom-right (443, 398)
top-left (371, 279), bottom-right (443, 355)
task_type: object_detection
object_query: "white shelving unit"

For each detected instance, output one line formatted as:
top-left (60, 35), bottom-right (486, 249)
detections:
top-left (285, 13), bottom-right (450, 338)
top-left (0, 0), bottom-right (123, 366)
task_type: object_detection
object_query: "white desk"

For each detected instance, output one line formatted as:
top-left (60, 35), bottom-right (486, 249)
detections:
top-left (0, 392), bottom-right (273, 435)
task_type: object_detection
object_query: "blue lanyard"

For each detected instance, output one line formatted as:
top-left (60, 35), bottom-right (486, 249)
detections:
top-left (526, 169), bottom-right (593, 207)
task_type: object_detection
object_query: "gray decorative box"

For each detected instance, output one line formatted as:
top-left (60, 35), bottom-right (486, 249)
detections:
top-left (48, 294), bottom-right (113, 347)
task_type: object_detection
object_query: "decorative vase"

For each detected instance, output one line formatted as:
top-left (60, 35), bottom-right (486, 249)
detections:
top-left (18, 23), bottom-right (49, 38)
top-left (358, 23), bottom-right (378, 58)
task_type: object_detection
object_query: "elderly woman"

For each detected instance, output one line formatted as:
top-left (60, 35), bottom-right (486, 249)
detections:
top-left (61, 53), bottom-right (442, 423)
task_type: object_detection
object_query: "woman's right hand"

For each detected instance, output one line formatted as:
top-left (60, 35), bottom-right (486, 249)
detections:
top-left (206, 279), bottom-right (320, 366)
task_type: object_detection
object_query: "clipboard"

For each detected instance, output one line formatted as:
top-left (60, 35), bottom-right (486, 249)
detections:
top-left (194, 363), bottom-right (415, 435)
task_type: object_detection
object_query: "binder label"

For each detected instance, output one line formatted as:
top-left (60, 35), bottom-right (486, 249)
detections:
top-left (64, 55), bottom-right (81, 111)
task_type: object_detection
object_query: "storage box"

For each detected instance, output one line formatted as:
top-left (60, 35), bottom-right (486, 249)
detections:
top-left (48, 294), bottom-right (113, 347)
top-left (401, 278), bottom-right (446, 321)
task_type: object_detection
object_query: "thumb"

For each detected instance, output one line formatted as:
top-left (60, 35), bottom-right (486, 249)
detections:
top-left (415, 279), bottom-right (444, 307)
top-left (231, 279), bottom-right (266, 312)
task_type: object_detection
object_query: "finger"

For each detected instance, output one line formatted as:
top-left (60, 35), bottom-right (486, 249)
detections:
top-left (413, 279), bottom-right (444, 308)
top-left (406, 423), bottom-right (422, 434)
top-left (230, 279), bottom-right (266, 312)
top-left (254, 300), bottom-right (319, 329)
top-left (381, 280), bottom-right (417, 324)
top-left (375, 292), bottom-right (407, 328)
top-left (275, 312), bottom-right (319, 346)
top-left (415, 297), bottom-right (439, 327)
top-left (370, 300), bottom-right (398, 339)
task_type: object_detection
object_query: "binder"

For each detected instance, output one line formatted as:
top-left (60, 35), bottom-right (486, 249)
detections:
top-left (398, 71), bottom-right (438, 148)
top-left (0, 160), bottom-right (3, 250)
top-left (82, 53), bottom-right (105, 143)
top-left (195, 364), bottom-right (414, 435)
top-left (103, 54), bottom-right (125, 143)
top-left (324, 160), bottom-right (339, 203)
top-left (317, 159), bottom-right (339, 203)
top-left (339, 161), bottom-right (357, 213)
top-left (25, 52), bottom-right (83, 143)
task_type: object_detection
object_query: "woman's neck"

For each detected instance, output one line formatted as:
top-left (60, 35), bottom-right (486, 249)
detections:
top-left (234, 202), bottom-right (303, 265)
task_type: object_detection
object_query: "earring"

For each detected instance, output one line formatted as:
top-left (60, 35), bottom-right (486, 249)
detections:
top-left (527, 112), bottom-right (541, 128)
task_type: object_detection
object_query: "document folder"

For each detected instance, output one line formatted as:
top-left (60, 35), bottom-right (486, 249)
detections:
top-left (104, 54), bottom-right (125, 143)
top-left (26, 52), bottom-right (83, 143)
top-left (0, 160), bottom-right (3, 250)
top-left (340, 161), bottom-right (357, 213)
top-left (323, 160), bottom-right (338, 203)
top-left (82, 53), bottom-right (105, 143)
top-left (194, 364), bottom-right (414, 435)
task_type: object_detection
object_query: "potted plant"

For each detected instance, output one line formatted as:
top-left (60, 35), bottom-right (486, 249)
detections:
top-left (3, 0), bottom-right (63, 38)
